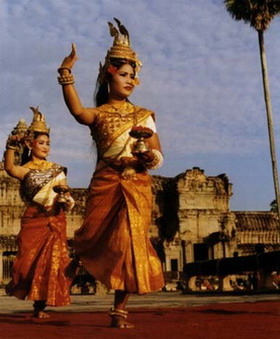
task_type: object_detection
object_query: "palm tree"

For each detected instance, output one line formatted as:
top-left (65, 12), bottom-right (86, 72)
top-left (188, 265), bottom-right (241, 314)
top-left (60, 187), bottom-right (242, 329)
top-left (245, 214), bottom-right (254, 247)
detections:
top-left (224, 0), bottom-right (280, 231)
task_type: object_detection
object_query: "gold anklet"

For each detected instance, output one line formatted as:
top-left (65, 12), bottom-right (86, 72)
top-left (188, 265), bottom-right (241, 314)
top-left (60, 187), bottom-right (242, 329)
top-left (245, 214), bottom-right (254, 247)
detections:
top-left (109, 307), bottom-right (128, 318)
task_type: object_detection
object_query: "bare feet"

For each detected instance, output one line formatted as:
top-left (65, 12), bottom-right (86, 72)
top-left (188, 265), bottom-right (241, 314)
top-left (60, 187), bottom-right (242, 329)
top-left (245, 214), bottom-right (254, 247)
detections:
top-left (109, 307), bottom-right (134, 328)
top-left (33, 300), bottom-right (49, 319)
top-left (110, 316), bottom-right (134, 328)
top-left (33, 310), bottom-right (50, 318)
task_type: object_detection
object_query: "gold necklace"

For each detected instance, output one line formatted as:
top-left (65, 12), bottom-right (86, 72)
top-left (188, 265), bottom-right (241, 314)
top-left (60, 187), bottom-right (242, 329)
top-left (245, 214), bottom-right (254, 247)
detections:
top-left (101, 102), bottom-right (135, 115)
top-left (25, 160), bottom-right (53, 171)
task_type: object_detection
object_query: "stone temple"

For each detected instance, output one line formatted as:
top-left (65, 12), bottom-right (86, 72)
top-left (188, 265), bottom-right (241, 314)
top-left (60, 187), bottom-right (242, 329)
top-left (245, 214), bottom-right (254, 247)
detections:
top-left (0, 162), bottom-right (279, 286)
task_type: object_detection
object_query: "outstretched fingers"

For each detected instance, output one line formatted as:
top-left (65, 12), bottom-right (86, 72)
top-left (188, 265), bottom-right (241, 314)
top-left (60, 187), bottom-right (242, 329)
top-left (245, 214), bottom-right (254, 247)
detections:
top-left (59, 43), bottom-right (79, 71)
top-left (70, 43), bottom-right (78, 61)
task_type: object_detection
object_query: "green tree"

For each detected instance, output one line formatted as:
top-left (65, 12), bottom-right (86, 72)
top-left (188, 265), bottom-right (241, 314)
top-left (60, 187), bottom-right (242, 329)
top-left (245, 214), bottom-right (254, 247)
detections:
top-left (224, 0), bottom-right (280, 230)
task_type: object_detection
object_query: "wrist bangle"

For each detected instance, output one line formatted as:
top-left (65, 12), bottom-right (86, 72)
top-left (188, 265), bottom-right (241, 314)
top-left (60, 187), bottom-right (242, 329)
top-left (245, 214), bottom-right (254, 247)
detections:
top-left (6, 137), bottom-right (19, 151)
top-left (57, 74), bottom-right (75, 85)
top-left (6, 145), bottom-right (17, 151)
top-left (145, 149), bottom-right (164, 170)
top-left (57, 66), bottom-right (72, 74)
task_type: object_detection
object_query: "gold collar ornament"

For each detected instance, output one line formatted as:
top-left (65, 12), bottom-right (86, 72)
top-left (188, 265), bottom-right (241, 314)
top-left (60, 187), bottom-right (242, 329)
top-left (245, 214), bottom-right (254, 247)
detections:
top-left (24, 159), bottom-right (53, 171)
top-left (98, 18), bottom-right (142, 85)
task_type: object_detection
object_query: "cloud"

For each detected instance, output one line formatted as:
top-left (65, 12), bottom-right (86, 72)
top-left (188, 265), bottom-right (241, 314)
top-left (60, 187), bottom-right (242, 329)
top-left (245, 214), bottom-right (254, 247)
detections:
top-left (1, 0), bottom-right (280, 209)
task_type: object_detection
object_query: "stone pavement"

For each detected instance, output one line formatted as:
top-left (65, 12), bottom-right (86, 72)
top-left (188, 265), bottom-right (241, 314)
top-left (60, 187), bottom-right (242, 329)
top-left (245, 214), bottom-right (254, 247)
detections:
top-left (1, 291), bottom-right (280, 338)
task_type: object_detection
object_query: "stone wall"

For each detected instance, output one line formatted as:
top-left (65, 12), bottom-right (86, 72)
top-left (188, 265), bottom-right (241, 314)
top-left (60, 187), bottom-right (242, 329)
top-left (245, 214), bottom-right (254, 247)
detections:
top-left (0, 162), bottom-right (279, 284)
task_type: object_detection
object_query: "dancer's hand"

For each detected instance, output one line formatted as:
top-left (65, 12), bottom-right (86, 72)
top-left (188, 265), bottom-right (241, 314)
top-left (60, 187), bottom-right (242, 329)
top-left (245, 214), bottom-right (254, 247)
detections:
top-left (120, 156), bottom-right (142, 167)
top-left (133, 151), bottom-right (154, 164)
top-left (58, 43), bottom-right (79, 74)
top-left (5, 134), bottom-right (25, 150)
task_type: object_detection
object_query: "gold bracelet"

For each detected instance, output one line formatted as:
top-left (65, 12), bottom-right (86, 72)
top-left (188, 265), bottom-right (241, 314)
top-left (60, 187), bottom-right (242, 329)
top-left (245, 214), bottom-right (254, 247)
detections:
top-left (6, 137), bottom-right (19, 151)
top-left (6, 145), bottom-right (17, 151)
top-left (57, 74), bottom-right (75, 85)
top-left (57, 66), bottom-right (72, 74)
top-left (145, 149), bottom-right (164, 170)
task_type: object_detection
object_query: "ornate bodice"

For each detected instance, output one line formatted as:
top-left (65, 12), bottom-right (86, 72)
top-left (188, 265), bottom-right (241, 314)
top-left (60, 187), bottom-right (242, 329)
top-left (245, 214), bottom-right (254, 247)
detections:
top-left (20, 163), bottom-right (66, 204)
top-left (90, 102), bottom-right (154, 158)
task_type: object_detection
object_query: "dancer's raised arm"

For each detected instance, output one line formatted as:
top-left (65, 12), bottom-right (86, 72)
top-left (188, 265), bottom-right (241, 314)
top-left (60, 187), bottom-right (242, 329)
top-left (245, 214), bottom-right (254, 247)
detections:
top-left (4, 136), bottom-right (28, 180)
top-left (58, 43), bottom-right (98, 125)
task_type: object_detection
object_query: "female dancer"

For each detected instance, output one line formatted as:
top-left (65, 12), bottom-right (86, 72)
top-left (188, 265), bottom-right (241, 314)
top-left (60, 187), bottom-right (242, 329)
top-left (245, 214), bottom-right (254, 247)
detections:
top-left (58, 19), bottom-right (164, 328)
top-left (4, 107), bottom-right (74, 318)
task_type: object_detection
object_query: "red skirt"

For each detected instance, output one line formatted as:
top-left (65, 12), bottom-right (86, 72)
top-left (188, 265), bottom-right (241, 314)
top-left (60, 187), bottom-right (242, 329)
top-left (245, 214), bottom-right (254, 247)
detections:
top-left (6, 206), bottom-right (71, 306)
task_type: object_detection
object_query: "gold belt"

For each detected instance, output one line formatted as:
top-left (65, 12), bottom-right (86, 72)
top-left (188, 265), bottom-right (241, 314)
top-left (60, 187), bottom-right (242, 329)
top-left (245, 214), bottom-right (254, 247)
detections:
top-left (101, 159), bottom-right (146, 180)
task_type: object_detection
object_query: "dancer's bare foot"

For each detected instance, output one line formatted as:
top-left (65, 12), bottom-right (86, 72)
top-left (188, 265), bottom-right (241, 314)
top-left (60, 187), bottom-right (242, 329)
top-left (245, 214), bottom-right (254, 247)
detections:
top-left (110, 315), bottom-right (134, 328)
top-left (33, 310), bottom-right (50, 319)
top-left (109, 308), bottom-right (134, 328)
top-left (33, 300), bottom-right (49, 318)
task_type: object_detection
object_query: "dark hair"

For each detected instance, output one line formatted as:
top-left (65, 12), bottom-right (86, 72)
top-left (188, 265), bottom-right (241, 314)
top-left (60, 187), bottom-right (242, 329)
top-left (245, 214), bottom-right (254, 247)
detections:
top-left (94, 58), bottom-right (136, 107)
top-left (21, 132), bottom-right (50, 165)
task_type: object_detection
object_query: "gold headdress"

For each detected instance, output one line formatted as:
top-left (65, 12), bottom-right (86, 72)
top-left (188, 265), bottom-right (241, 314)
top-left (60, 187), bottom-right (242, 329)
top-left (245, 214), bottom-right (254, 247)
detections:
top-left (26, 106), bottom-right (50, 141)
top-left (98, 18), bottom-right (142, 84)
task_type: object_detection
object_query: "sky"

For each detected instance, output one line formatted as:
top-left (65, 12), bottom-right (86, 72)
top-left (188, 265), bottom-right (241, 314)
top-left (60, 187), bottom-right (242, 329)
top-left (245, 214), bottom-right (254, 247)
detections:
top-left (1, 0), bottom-right (280, 211)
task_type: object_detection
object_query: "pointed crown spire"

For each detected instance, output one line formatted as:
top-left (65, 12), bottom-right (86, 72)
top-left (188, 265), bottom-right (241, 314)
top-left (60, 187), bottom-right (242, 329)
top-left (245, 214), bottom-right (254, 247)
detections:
top-left (98, 18), bottom-right (142, 84)
top-left (26, 106), bottom-right (50, 140)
